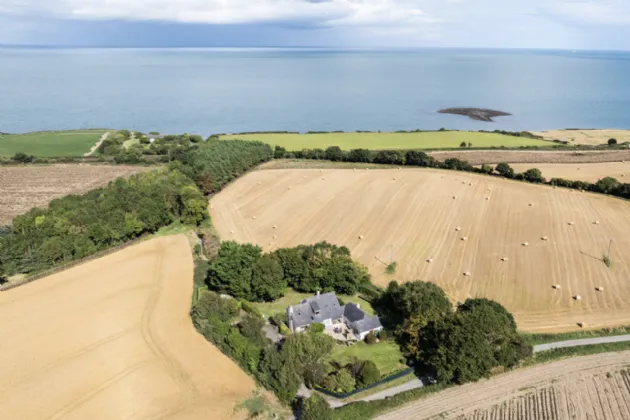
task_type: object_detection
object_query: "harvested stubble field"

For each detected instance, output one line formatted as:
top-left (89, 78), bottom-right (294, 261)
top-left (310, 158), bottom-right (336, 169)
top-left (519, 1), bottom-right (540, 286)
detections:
top-left (219, 131), bottom-right (547, 150)
top-left (532, 129), bottom-right (630, 146)
top-left (0, 164), bottom-right (150, 224)
top-left (510, 162), bottom-right (630, 183)
top-left (0, 235), bottom-right (254, 420)
top-left (211, 168), bottom-right (630, 332)
top-left (375, 351), bottom-right (630, 420)
top-left (429, 149), bottom-right (630, 165)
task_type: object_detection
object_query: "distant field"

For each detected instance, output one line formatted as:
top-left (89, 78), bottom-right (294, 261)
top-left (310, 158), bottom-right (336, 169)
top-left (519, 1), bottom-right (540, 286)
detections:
top-left (510, 162), bottom-right (630, 183)
top-left (532, 129), bottom-right (630, 146)
top-left (219, 132), bottom-right (548, 150)
top-left (0, 130), bottom-right (107, 157)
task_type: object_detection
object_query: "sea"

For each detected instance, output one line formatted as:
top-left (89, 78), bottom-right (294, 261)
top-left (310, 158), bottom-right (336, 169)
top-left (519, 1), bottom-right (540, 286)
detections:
top-left (1, 47), bottom-right (630, 135)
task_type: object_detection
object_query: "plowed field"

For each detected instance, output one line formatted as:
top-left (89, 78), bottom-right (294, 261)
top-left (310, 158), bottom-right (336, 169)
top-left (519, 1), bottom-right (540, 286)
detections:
top-left (0, 235), bottom-right (254, 420)
top-left (0, 164), bottom-right (150, 224)
top-left (375, 351), bottom-right (630, 420)
top-left (211, 168), bottom-right (630, 332)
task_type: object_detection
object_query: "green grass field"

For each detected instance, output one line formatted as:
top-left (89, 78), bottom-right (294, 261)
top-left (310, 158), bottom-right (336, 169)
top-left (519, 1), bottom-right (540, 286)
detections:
top-left (326, 340), bottom-right (406, 376)
top-left (219, 131), bottom-right (548, 151)
top-left (0, 130), bottom-right (107, 157)
top-left (251, 288), bottom-right (374, 317)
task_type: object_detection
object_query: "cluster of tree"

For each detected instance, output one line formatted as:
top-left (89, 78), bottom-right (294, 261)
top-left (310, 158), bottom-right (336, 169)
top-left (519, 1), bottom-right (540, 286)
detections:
top-left (202, 241), bottom-right (371, 302)
top-left (11, 152), bottom-right (36, 163)
top-left (191, 290), bottom-right (335, 403)
top-left (0, 170), bottom-right (208, 275)
top-left (377, 281), bottom-right (532, 385)
top-left (312, 359), bottom-right (381, 393)
top-left (179, 140), bottom-right (273, 194)
top-left (99, 130), bottom-right (204, 163)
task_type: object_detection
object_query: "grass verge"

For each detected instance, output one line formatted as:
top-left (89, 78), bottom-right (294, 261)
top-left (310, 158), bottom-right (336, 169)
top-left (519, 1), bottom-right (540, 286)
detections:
top-left (523, 326), bottom-right (630, 345)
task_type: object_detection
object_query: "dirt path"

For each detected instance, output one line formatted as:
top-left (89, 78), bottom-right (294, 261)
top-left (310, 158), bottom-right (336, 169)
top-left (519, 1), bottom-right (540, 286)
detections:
top-left (375, 351), bottom-right (630, 420)
top-left (0, 235), bottom-right (254, 420)
top-left (84, 131), bottom-right (109, 156)
top-left (533, 334), bottom-right (630, 352)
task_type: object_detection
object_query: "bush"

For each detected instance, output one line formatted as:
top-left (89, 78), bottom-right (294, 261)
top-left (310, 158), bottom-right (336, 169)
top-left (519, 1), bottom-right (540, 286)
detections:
top-left (325, 146), bottom-right (346, 162)
top-left (459, 141), bottom-right (467, 148)
top-left (365, 331), bottom-right (378, 344)
top-left (270, 312), bottom-right (288, 328)
top-left (347, 149), bottom-right (373, 163)
top-left (495, 162), bottom-right (515, 178)
top-left (521, 168), bottom-right (545, 183)
top-left (324, 369), bottom-right (356, 393)
top-left (608, 138), bottom-right (618, 145)
top-left (405, 150), bottom-right (435, 167)
top-left (479, 164), bottom-right (494, 174)
top-left (311, 323), bottom-right (325, 333)
top-left (274, 145), bottom-right (287, 158)
top-left (301, 395), bottom-right (332, 420)
top-left (373, 150), bottom-right (404, 165)
top-left (11, 152), bottom-right (34, 163)
top-left (378, 330), bottom-right (389, 341)
top-left (358, 360), bottom-right (381, 386)
top-left (240, 300), bottom-right (263, 318)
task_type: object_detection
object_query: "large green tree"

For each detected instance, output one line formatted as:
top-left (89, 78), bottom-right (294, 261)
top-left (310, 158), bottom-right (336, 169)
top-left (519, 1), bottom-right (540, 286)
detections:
top-left (207, 241), bottom-right (262, 300)
top-left (378, 280), bottom-right (452, 323)
top-left (251, 253), bottom-right (286, 301)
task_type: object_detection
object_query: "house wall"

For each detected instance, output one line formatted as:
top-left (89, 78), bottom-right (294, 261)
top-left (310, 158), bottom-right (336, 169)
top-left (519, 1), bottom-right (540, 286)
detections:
top-left (357, 326), bottom-right (383, 341)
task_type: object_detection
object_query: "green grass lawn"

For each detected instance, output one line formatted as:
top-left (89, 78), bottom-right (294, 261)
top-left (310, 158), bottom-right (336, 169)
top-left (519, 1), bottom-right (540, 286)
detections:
top-left (219, 131), bottom-right (548, 151)
top-left (523, 325), bottom-right (630, 345)
top-left (0, 130), bottom-right (107, 157)
top-left (327, 340), bottom-right (406, 376)
top-left (251, 288), bottom-right (375, 317)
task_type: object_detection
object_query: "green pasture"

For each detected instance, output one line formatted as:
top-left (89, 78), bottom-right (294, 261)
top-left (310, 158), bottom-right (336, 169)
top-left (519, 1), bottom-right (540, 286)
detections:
top-left (326, 340), bottom-right (406, 376)
top-left (219, 131), bottom-right (548, 151)
top-left (0, 130), bottom-right (107, 157)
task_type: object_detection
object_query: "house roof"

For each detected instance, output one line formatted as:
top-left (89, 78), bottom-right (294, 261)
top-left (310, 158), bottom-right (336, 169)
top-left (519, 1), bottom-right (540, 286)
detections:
top-left (344, 303), bottom-right (366, 323)
top-left (288, 292), bottom-right (344, 329)
top-left (353, 315), bottom-right (383, 334)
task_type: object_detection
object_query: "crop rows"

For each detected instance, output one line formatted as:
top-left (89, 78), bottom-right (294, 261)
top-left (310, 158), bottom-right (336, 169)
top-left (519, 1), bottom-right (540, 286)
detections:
top-left (457, 388), bottom-right (558, 420)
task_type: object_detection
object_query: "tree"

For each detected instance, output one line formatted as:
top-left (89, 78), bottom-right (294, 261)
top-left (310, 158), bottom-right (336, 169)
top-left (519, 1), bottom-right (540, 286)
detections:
top-left (303, 362), bottom-right (327, 388)
top-left (274, 145), bottom-right (287, 158)
top-left (301, 395), bottom-right (332, 420)
top-left (608, 138), bottom-right (618, 145)
top-left (460, 141), bottom-right (467, 148)
top-left (365, 331), bottom-right (378, 344)
top-left (191, 290), bottom-right (239, 323)
top-left (418, 299), bottom-right (531, 384)
top-left (251, 253), bottom-right (286, 301)
top-left (358, 360), bottom-right (381, 386)
top-left (208, 241), bottom-right (262, 300)
top-left (325, 146), bottom-right (345, 162)
top-left (405, 150), bottom-right (435, 167)
top-left (347, 149), bottom-right (373, 163)
top-left (324, 369), bottom-right (356, 393)
top-left (311, 323), bottom-right (325, 333)
top-left (521, 168), bottom-right (545, 183)
top-left (595, 177), bottom-right (620, 194)
top-left (374, 150), bottom-right (404, 165)
top-left (479, 164), bottom-right (494, 174)
top-left (495, 162), bottom-right (515, 178)
top-left (443, 158), bottom-right (473, 171)
top-left (274, 247), bottom-right (309, 289)
top-left (378, 280), bottom-right (452, 323)
top-left (12, 152), bottom-right (34, 163)
top-left (238, 314), bottom-right (268, 347)
top-left (468, 142), bottom-right (472, 148)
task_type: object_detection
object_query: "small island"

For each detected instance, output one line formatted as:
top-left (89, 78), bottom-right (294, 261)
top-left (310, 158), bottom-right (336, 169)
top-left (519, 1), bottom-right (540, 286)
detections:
top-left (438, 107), bottom-right (512, 122)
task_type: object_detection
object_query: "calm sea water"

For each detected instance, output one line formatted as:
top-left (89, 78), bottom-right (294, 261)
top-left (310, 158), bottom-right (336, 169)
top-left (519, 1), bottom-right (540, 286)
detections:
top-left (1, 48), bottom-right (630, 135)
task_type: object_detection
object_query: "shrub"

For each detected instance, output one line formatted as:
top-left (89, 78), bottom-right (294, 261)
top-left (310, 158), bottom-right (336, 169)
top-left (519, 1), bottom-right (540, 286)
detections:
top-left (608, 138), bottom-right (618, 145)
top-left (324, 369), bottom-right (356, 393)
top-left (595, 177), bottom-right (620, 194)
top-left (373, 150), bottom-right (404, 165)
top-left (521, 168), bottom-right (545, 183)
top-left (358, 360), bottom-right (381, 386)
top-left (11, 152), bottom-right (34, 163)
top-left (270, 312), bottom-right (288, 328)
top-left (304, 362), bottom-right (327, 388)
top-left (365, 331), bottom-right (378, 344)
top-left (495, 162), bottom-right (515, 178)
top-left (301, 395), bottom-right (332, 420)
top-left (325, 146), bottom-right (346, 162)
top-left (240, 300), bottom-right (263, 318)
top-left (274, 145), bottom-right (287, 158)
top-left (459, 141), bottom-right (467, 148)
top-left (479, 164), bottom-right (494, 174)
top-left (311, 323), bottom-right (325, 333)
top-left (378, 330), bottom-right (389, 341)
top-left (347, 149), bottom-right (373, 163)
top-left (405, 150), bottom-right (435, 167)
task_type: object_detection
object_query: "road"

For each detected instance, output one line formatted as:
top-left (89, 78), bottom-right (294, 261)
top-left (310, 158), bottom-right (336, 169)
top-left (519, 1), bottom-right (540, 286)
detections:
top-left (314, 333), bottom-right (630, 409)
top-left (84, 131), bottom-right (109, 156)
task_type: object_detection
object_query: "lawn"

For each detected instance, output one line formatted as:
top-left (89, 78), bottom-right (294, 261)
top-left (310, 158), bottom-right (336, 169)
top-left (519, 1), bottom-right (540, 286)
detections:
top-left (326, 340), bottom-right (406, 376)
top-left (219, 131), bottom-right (548, 151)
top-left (0, 130), bottom-right (107, 157)
top-left (251, 288), bottom-right (375, 317)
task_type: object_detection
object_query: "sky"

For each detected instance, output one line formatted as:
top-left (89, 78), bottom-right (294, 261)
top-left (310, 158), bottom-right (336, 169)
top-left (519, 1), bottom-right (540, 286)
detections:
top-left (1, 0), bottom-right (630, 49)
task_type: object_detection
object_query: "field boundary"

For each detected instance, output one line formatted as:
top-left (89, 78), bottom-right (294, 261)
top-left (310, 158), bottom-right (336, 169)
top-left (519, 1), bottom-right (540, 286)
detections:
top-left (0, 234), bottom-right (150, 292)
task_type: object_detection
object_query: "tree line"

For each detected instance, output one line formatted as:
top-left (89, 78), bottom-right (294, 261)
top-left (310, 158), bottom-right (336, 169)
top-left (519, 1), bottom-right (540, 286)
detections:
top-left (0, 170), bottom-right (208, 275)
top-left (200, 241), bottom-right (371, 302)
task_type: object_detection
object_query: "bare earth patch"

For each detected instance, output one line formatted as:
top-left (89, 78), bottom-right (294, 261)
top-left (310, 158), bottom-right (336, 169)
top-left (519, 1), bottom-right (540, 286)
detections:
top-left (0, 235), bottom-right (255, 420)
top-left (532, 129), bottom-right (630, 146)
top-left (211, 168), bottom-right (630, 333)
top-left (0, 164), bottom-right (150, 225)
top-left (375, 351), bottom-right (630, 420)
top-left (510, 162), bottom-right (630, 183)
top-left (429, 149), bottom-right (630, 165)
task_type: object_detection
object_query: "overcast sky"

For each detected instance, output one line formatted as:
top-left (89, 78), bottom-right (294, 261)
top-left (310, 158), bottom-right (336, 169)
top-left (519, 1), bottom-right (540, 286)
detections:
top-left (1, 0), bottom-right (630, 49)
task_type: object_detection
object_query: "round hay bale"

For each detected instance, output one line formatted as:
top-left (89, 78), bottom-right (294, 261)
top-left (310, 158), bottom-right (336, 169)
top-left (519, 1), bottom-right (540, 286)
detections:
top-left (462, 181), bottom-right (466, 185)
top-left (252, 216), bottom-right (257, 220)
top-left (574, 295), bottom-right (582, 301)
top-left (552, 284), bottom-right (561, 289)
top-left (468, 183), bottom-right (472, 186)
top-left (393, 177), bottom-right (396, 181)
top-left (320, 169), bottom-right (324, 173)
top-left (528, 203), bottom-right (533, 207)
top-left (577, 322), bottom-right (585, 328)
top-left (541, 236), bottom-right (549, 241)
top-left (596, 287), bottom-right (604, 292)
top-left (522, 242), bottom-right (529, 246)
top-left (452, 196), bottom-right (457, 199)
top-left (487, 188), bottom-right (492, 191)
top-left (288, 187), bottom-right (292, 190)
top-left (455, 227), bottom-right (462, 231)
top-left (593, 220), bottom-right (600, 225)
top-left (485, 197), bottom-right (490, 201)
top-left (501, 257), bottom-right (508, 262)
top-left (358, 235), bottom-right (365, 240)
top-left (577, 167), bottom-right (580, 171)
top-left (272, 235), bottom-right (277, 239)
top-left (230, 230), bottom-right (235, 234)
top-left (322, 177), bottom-right (326, 180)
top-left (302, 175), bottom-right (307, 178)
top-left (568, 221), bottom-right (575, 226)
top-left (210, 205), bottom-right (214, 209)
top-left (257, 182), bottom-right (262, 185)
top-left (272, 225), bottom-right (278, 229)
top-left (426, 258), bottom-right (434, 263)
top-left (461, 237), bottom-right (468, 241)
top-left (463, 271), bottom-right (471, 277)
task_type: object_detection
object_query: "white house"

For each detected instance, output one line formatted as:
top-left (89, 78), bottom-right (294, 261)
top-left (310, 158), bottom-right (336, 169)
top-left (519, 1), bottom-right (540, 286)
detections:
top-left (287, 291), bottom-right (383, 340)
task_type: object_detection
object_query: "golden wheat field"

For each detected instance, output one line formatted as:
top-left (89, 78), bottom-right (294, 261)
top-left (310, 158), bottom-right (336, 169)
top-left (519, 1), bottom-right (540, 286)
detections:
top-left (531, 129), bottom-right (630, 146)
top-left (211, 168), bottom-right (630, 333)
top-left (0, 235), bottom-right (254, 420)
top-left (510, 162), bottom-right (630, 183)
top-left (375, 351), bottom-right (630, 420)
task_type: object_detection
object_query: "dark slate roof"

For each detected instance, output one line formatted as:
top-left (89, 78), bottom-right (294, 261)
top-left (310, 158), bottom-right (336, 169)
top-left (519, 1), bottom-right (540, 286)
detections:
top-left (288, 292), bottom-right (344, 329)
top-left (353, 315), bottom-right (383, 334)
top-left (344, 303), bottom-right (366, 323)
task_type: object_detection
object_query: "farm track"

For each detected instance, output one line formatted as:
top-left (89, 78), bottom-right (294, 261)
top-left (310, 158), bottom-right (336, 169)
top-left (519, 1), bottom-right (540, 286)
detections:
top-left (211, 168), bottom-right (630, 333)
top-left (84, 131), bottom-right (109, 156)
top-left (375, 351), bottom-right (630, 420)
top-left (0, 164), bottom-right (150, 224)
top-left (0, 235), bottom-right (254, 420)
